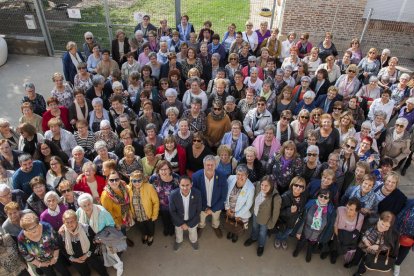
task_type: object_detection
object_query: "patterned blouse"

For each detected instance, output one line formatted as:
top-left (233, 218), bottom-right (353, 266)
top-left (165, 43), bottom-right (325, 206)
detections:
top-left (228, 185), bottom-right (242, 212)
top-left (94, 131), bottom-right (119, 151)
top-left (17, 222), bottom-right (58, 262)
top-left (149, 173), bottom-right (180, 210)
top-left (182, 109), bottom-right (206, 132)
top-left (51, 84), bottom-right (74, 109)
top-left (117, 156), bottom-right (143, 177)
top-left (74, 74), bottom-right (93, 91)
top-left (132, 187), bottom-right (148, 222)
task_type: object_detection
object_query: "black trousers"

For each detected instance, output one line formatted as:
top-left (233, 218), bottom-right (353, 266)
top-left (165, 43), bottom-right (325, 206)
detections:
top-left (38, 255), bottom-right (71, 276)
top-left (160, 209), bottom-right (175, 235)
top-left (71, 254), bottom-right (109, 276)
top-left (351, 247), bottom-right (368, 274)
top-left (395, 245), bottom-right (411, 266)
top-left (136, 219), bottom-right (155, 237)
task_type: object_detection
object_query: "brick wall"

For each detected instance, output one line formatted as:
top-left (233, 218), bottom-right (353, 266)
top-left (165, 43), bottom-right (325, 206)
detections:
top-left (279, 0), bottom-right (414, 61)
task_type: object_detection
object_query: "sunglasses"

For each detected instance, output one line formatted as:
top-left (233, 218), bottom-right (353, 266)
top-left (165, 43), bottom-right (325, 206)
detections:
top-left (249, 61), bottom-right (256, 63)
top-left (300, 116), bottom-right (310, 119)
top-left (307, 153), bottom-right (318, 157)
top-left (292, 183), bottom-right (305, 189)
top-left (348, 70), bottom-right (356, 73)
top-left (318, 194), bottom-right (329, 200)
top-left (333, 107), bottom-right (342, 110)
top-left (79, 67), bottom-right (87, 69)
top-left (346, 144), bottom-right (356, 150)
top-left (60, 189), bottom-right (71, 194)
top-left (132, 179), bottom-right (143, 184)
top-left (213, 107), bottom-right (222, 111)
top-left (230, 58), bottom-right (237, 60)
top-left (300, 37), bottom-right (305, 40)
top-left (313, 113), bottom-right (321, 117)
top-left (193, 139), bottom-right (202, 143)
top-left (108, 178), bottom-right (120, 183)
top-left (282, 116), bottom-right (291, 120)
top-left (395, 124), bottom-right (405, 128)
top-left (257, 103), bottom-right (265, 106)
top-left (86, 37), bottom-right (93, 40)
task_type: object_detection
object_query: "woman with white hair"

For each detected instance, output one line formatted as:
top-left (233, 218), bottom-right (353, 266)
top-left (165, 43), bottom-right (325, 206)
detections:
top-left (377, 48), bottom-right (391, 69)
top-left (291, 109), bottom-right (314, 143)
top-left (334, 64), bottom-right (361, 103)
top-left (356, 75), bottom-right (381, 109)
top-left (399, 97), bottom-right (414, 131)
top-left (381, 117), bottom-right (411, 169)
top-left (160, 106), bottom-right (180, 138)
top-left (294, 90), bottom-right (316, 115)
top-left (40, 191), bottom-right (68, 231)
top-left (92, 140), bottom-right (118, 175)
top-left (94, 120), bottom-right (119, 152)
top-left (243, 67), bottom-right (263, 93)
top-left (378, 56), bottom-right (400, 85)
top-left (0, 118), bottom-right (20, 150)
top-left (390, 73), bottom-right (411, 114)
top-left (62, 41), bottom-right (85, 85)
top-left (301, 145), bottom-right (321, 183)
top-left (160, 88), bottom-right (184, 119)
top-left (89, 97), bottom-right (111, 132)
top-left (82, 31), bottom-right (99, 58)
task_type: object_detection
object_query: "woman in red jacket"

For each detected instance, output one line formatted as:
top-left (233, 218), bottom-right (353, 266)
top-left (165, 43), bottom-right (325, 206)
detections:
top-left (74, 161), bottom-right (106, 203)
top-left (42, 97), bottom-right (71, 132)
top-left (156, 135), bottom-right (186, 175)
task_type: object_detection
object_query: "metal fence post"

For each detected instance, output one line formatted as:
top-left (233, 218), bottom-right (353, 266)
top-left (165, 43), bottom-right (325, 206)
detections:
top-left (175, 0), bottom-right (181, 27)
top-left (360, 8), bottom-right (374, 44)
top-left (270, 0), bottom-right (277, 29)
top-left (33, 0), bottom-right (54, 56)
top-left (103, 0), bottom-right (113, 43)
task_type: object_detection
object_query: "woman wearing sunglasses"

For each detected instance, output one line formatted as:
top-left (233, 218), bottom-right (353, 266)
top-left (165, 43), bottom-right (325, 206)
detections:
top-left (291, 109), bottom-right (313, 143)
top-left (127, 170), bottom-right (159, 246)
top-left (58, 180), bottom-right (83, 211)
top-left (293, 188), bottom-right (336, 263)
top-left (274, 176), bottom-right (307, 250)
top-left (337, 137), bottom-right (359, 176)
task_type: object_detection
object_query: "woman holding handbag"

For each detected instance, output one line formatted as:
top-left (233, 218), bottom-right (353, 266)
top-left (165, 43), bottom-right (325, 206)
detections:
top-left (345, 211), bottom-right (399, 276)
top-left (394, 199), bottom-right (414, 276)
top-left (320, 197), bottom-right (364, 264)
top-left (243, 176), bottom-right (281, 256)
top-left (224, 165), bottom-right (255, 243)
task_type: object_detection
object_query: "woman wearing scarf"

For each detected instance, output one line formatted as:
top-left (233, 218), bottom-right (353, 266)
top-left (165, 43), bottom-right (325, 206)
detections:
top-left (205, 99), bottom-right (231, 150)
top-left (156, 135), bottom-right (186, 175)
top-left (62, 41), bottom-right (85, 86)
top-left (381, 117), bottom-right (411, 169)
top-left (40, 191), bottom-right (68, 231)
top-left (221, 120), bottom-right (249, 161)
top-left (208, 34), bottom-right (226, 65)
top-left (335, 64), bottom-right (361, 104)
top-left (338, 137), bottom-right (359, 175)
top-left (293, 189), bottom-right (336, 263)
top-left (260, 79), bottom-right (277, 114)
top-left (251, 125), bottom-right (281, 166)
top-left (100, 170), bottom-right (135, 247)
top-left (267, 140), bottom-right (303, 195)
top-left (59, 210), bottom-right (108, 276)
top-left (291, 109), bottom-right (313, 144)
top-left (341, 175), bottom-right (378, 217)
top-left (69, 88), bottom-right (92, 126)
top-left (17, 122), bottom-right (44, 155)
top-left (274, 110), bottom-right (294, 144)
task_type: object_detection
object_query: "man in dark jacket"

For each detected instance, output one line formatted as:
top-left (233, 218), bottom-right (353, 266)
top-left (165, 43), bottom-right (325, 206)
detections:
top-left (192, 155), bottom-right (228, 238)
top-left (169, 175), bottom-right (202, 251)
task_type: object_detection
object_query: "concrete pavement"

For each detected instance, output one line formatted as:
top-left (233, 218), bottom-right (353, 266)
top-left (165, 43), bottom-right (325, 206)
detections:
top-left (0, 54), bottom-right (413, 275)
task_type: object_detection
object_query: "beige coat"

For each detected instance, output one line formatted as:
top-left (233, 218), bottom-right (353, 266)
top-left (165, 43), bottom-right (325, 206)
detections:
top-left (382, 127), bottom-right (411, 167)
top-left (252, 183), bottom-right (281, 229)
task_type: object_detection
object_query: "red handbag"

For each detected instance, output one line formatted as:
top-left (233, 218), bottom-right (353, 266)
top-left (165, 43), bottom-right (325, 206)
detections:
top-left (399, 235), bottom-right (414, 247)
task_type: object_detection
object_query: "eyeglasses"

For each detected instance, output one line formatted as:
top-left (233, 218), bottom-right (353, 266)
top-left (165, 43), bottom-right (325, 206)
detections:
top-left (298, 65), bottom-right (303, 67)
top-left (281, 116), bottom-right (291, 121)
top-left (307, 153), bottom-right (318, 157)
top-left (326, 59), bottom-right (333, 62)
top-left (230, 58), bottom-right (237, 60)
top-left (346, 144), bottom-right (356, 150)
top-left (161, 82), bottom-right (168, 85)
top-left (60, 189), bottom-right (71, 194)
top-left (132, 179), bottom-right (143, 184)
top-left (257, 103), bottom-right (265, 106)
top-left (25, 224), bottom-right (39, 233)
top-left (369, 51), bottom-right (375, 54)
top-left (300, 37), bottom-right (305, 40)
top-left (292, 184), bottom-right (305, 189)
top-left (108, 178), bottom-right (120, 183)
top-left (333, 107), bottom-right (342, 110)
top-left (348, 70), bottom-right (356, 73)
top-left (249, 61), bottom-right (256, 63)
top-left (395, 124), bottom-right (405, 128)
top-left (300, 116), bottom-right (310, 119)
top-left (86, 37), bottom-right (93, 40)
top-left (246, 25), bottom-right (253, 27)
top-left (313, 114), bottom-right (321, 117)
top-left (193, 139), bottom-right (202, 143)
top-left (318, 194), bottom-right (329, 200)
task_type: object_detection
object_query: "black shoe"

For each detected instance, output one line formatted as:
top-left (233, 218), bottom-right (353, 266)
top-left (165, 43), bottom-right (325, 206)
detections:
top-left (305, 246), bottom-right (312, 262)
top-left (147, 237), bottom-right (153, 246)
top-left (126, 238), bottom-right (135, 247)
top-left (163, 230), bottom-right (169, 236)
top-left (352, 273), bottom-right (362, 276)
top-left (244, 238), bottom-right (256, 247)
top-left (292, 247), bottom-right (300, 257)
top-left (227, 232), bottom-right (232, 240)
top-left (401, 167), bottom-right (407, 176)
top-left (257, 246), bottom-right (264, 257)
top-left (330, 253), bottom-right (337, 264)
top-left (232, 234), bottom-right (238, 243)
top-left (320, 252), bottom-right (329, 260)
top-left (344, 262), bottom-right (354, 268)
top-left (142, 237), bottom-right (147, 244)
top-left (197, 227), bottom-right (203, 238)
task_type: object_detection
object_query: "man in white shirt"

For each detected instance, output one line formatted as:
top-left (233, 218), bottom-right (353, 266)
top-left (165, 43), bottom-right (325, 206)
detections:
top-left (169, 176), bottom-right (202, 251)
top-left (192, 155), bottom-right (228, 238)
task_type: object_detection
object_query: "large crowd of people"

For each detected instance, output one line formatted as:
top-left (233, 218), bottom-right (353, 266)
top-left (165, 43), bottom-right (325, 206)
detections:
top-left (1, 13), bottom-right (414, 276)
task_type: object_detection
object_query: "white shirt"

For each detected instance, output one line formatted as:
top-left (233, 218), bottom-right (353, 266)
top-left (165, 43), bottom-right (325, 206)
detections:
top-left (181, 191), bottom-right (191, 221)
top-left (204, 174), bottom-right (214, 207)
top-left (368, 98), bottom-right (395, 124)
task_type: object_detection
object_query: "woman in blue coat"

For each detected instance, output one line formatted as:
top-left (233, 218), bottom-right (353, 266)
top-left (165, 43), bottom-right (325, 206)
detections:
top-left (62, 41), bottom-right (85, 86)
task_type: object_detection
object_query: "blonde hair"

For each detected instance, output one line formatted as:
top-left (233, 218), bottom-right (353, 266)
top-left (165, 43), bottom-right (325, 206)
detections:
top-left (66, 41), bottom-right (77, 51)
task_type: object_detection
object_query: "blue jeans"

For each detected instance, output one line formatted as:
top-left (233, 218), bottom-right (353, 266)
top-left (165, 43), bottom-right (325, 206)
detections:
top-left (250, 214), bottom-right (268, 247)
top-left (275, 227), bottom-right (293, 241)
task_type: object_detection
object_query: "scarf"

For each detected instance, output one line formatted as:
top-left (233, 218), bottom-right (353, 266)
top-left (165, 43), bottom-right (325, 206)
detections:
top-left (297, 122), bottom-right (307, 142)
top-left (78, 204), bottom-right (101, 233)
top-left (260, 89), bottom-right (271, 101)
top-left (104, 183), bottom-right (132, 226)
top-left (64, 223), bottom-right (90, 255)
top-left (211, 110), bottom-right (225, 121)
top-left (48, 204), bottom-right (61, 216)
top-left (280, 156), bottom-right (293, 174)
top-left (210, 43), bottom-right (220, 54)
top-left (311, 200), bottom-right (328, 230)
top-left (74, 99), bottom-right (89, 121)
top-left (276, 120), bottom-right (291, 142)
top-left (370, 121), bottom-right (384, 137)
top-left (164, 148), bottom-right (177, 163)
top-left (70, 52), bottom-right (82, 68)
top-left (393, 129), bottom-right (404, 141)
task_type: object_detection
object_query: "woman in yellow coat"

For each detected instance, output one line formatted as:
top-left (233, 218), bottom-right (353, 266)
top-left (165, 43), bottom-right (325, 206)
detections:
top-left (127, 170), bottom-right (160, 246)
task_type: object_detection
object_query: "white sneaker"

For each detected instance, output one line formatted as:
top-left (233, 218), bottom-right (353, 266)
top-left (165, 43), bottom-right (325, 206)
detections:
top-left (393, 265), bottom-right (400, 276)
top-left (114, 261), bottom-right (124, 276)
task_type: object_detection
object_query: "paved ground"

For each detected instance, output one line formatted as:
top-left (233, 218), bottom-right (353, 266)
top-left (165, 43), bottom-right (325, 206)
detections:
top-left (1, 54), bottom-right (413, 275)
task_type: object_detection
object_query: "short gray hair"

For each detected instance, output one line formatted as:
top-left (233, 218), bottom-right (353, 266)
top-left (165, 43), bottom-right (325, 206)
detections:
top-left (395, 117), bottom-right (409, 128)
top-left (135, 30), bottom-right (144, 36)
top-left (18, 153), bottom-right (32, 164)
top-left (264, 125), bottom-right (276, 134)
top-left (374, 110), bottom-right (387, 119)
top-left (203, 155), bottom-right (216, 164)
top-left (92, 75), bottom-right (105, 87)
top-left (44, 191), bottom-right (60, 205)
top-left (94, 140), bottom-right (107, 151)
top-left (0, 183), bottom-right (11, 194)
top-left (306, 145), bottom-right (319, 154)
top-left (72, 146), bottom-right (84, 155)
top-left (100, 119), bottom-right (111, 129)
top-left (78, 193), bottom-right (94, 205)
top-left (244, 146), bottom-right (257, 157)
top-left (84, 31), bottom-right (94, 39)
top-left (361, 120), bottom-right (372, 129)
top-left (112, 81), bottom-right (123, 90)
top-left (166, 106), bottom-right (179, 116)
top-left (145, 123), bottom-right (157, 131)
top-left (250, 67), bottom-right (258, 74)
top-left (235, 164), bottom-right (249, 175)
top-left (24, 82), bottom-right (35, 90)
top-left (212, 53), bottom-right (221, 60)
top-left (92, 97), bottom-right (103, 106)
top-left (188, 77), bottom-right (201, 86)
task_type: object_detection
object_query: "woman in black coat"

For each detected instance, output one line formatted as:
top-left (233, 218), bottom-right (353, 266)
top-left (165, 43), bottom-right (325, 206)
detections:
top-left (111, 29), bottom-right (130, 68)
